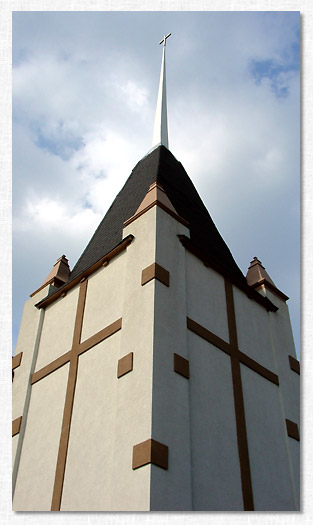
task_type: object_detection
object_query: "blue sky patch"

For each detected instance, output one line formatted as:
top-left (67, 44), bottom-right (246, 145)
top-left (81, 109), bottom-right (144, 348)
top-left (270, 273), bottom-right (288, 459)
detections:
top-left (249, 57), bottom-right (299, 98)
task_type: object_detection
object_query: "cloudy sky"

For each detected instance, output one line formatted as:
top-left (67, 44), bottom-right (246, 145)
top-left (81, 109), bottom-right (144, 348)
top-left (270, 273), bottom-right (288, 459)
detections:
top-left (12, 10), bottom-right (300, 357)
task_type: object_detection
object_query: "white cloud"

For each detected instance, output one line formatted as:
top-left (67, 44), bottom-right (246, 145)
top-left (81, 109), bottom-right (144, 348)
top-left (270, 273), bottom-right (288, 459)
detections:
top-left (12, 11), bottom-right (300, 356)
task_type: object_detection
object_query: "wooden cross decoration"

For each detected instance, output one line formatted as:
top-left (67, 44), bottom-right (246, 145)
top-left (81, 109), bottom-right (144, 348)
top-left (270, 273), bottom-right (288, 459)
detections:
top-left (187, 279), bottom-right (280, 511)
top-left (31, 278), bottom-right (122, 511)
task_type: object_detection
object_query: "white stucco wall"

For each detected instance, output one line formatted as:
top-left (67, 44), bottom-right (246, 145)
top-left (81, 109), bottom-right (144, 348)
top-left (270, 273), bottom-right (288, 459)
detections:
top-left (241, 364), bottom-right (296, 510)
top-left (265, 290), bottom-right (300, 507)
top-left (150, 207), bottom-right (192, 510)
top-left (108, 208), bottom-right (158, 510)
top-left (12, 435), bottom-right (19, 470)
top-left (186, 251), bottom-right (229, 342)
top-left (81, 251), bottom-right (125, 342)
top-left (35, 287), bottom-right (79, 371)
top-left (61, 334), bottom-right (121, 510)
top-left (233, 286), bottom-right (275, 372)
top-left (188, 331), bottom-right (243, 510)
top-left (12, 287), bottom-right (47, 422)
top-left (13, 364), bottom-right (69, 511)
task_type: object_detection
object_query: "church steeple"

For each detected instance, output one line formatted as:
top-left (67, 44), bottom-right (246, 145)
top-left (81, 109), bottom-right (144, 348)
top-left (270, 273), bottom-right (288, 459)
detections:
top-left (152, 33), bottom-right (171, 149)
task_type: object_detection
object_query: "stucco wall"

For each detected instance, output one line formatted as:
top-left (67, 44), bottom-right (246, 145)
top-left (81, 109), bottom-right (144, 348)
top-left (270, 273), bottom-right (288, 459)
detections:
top-left (241, 365), bottom-right (296, 510)
top-left (35, 287), bottom-right (79, 371)
top-left (150, 207), bottom-right (192, 510)
top-left (186, 251), bottom-right (229, 342)
top-left (81, 251), bottom-right (125, 342)
top-left (61, 334), bottom-right (121, 510)
top-left (13, 364), bottom-right (69, 511)
top-left (188, 331), bottom-right (243, 510)
top-left (233, 286), bottom-right (275, 371)
top-left (12, 287), bottom-right (47, 422)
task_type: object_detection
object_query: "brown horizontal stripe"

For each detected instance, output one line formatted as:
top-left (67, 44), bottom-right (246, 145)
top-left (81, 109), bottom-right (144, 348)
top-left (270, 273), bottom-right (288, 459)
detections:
top-left (187, 317), bottom-right (279, 386)
top-left (124, 199), bottom-right (189, 228)
top-left (78, 318), bottom-right (122, 356)
top-left (34, 235), bottom-right (134, 306)
top-left (12, 352), bottom-right (23, 370)
top-left (238, 351), bottom-right (279, 386)
top-left (289, 355), bottom-right (300, 375)
top-left (141, 263), bottom-right (170, 287)
top-left (250, 279), bottom-right (289, 302)
top-left (187, 317), bottom-right (231, 356)
top-left (12, 416), bottom-right (22, 437)
top-left (286, 419), bottom-right (300, 441)
top-left (31, 351), bottom-right (72, 385)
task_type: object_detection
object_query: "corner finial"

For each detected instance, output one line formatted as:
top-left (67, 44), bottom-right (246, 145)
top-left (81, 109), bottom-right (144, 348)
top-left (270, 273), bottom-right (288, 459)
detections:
top-left (152, 33), bottom-right (171, 149)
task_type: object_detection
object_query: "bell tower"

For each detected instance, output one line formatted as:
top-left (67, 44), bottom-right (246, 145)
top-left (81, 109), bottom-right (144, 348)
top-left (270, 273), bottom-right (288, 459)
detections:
top-left (12, 37), bottom-right (299, 512)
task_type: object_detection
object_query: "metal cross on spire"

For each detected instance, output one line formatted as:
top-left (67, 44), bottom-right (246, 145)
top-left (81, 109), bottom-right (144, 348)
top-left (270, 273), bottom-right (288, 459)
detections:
top-left (159, 33), bottom-right (171, 46)
top-left (152, 33), bottom-right (171, 149)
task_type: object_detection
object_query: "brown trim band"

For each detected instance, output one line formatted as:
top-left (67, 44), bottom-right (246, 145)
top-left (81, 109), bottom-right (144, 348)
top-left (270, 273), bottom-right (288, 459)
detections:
top-left (31, 319), bottom-right (122, 385)
top-left (34, 235), bottom-right (134, 306)
top-left (187, 317), bottom-right (279, 386)
top-left (78, 318), bottom-right (122, 356)
top-left (178, 235), bottom-right (278, 313)
top-left (132, 439), bottom-right (168, 470)
top-left (250, 279), bottom-right (289, 302)
top-left (12, 416), bottom-right (22, 437)
top-left (238, 351), bottom-right (279, 386)
top-left (31, 351), bottom-right (72, 385)
top-left (286, 419), bottom-right (300, 441)
top-left (124, 199), bottom-right (189, 228)
top-left (141, 263), bottom-right (170, 287)
top-left (289, 355), bottom-right (300, 375)
top-left (187, 317), bottom-right (231, 356)
top-left (12, 352), bottom-right (23, 370)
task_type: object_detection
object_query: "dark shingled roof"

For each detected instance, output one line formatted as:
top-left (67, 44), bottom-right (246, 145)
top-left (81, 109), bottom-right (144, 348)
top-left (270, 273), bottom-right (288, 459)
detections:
top-left (69, 145), bottom-right (246, 284)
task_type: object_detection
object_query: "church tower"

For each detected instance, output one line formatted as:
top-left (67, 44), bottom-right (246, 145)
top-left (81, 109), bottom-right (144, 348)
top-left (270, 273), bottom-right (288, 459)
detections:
top-left (12, 36), bottom-right (299, 512)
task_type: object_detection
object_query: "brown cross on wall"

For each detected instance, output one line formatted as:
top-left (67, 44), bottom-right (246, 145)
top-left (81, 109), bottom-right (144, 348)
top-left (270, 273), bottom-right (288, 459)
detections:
top-left (31, 278), bottom-right (122, 511)
top-left (187, 279), bottom-right (280, 511)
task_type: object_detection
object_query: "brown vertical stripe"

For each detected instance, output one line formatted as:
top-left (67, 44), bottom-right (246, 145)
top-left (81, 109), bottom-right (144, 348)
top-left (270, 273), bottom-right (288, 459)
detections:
top-left (72, 280), bottom-right (88, 347)
top-left (225, 279), bottom-right (238, 348)
top-left (231, 357), bottom-right (254, 510)
top-left (51, 280), bottom-right (87, 511)
top-left (225, 279), bottom-right (254, 511)
top-left (51, 357), bottom-right (78, 511)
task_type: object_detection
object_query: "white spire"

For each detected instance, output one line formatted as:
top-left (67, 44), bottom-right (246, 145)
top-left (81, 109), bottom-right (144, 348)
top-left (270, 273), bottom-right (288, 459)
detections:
top-left (152, 33), bottom-right (171, 149)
